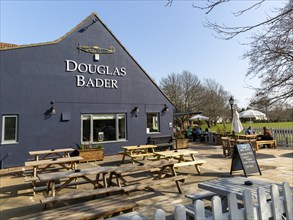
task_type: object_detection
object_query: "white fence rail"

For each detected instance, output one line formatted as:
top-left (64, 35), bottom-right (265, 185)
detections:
top-left (129, 182), bottom-right (292, 220)
top-left (245, 127), bottom-right (293, 147)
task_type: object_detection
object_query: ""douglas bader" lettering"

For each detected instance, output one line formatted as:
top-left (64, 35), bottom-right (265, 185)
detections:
top-left (76, 75), bottom-right (118, 89)
top-left (65, 60), bottom-right (126, 76)
top-left (65, 60), bottom-right (126, 89)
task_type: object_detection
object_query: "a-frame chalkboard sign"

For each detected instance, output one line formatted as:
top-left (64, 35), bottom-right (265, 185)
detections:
top-left (230, 143), bottom-right (261, 177)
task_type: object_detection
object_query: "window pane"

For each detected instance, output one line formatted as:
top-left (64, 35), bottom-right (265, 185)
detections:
top-left (81, 114), bottom-right (126, 143)
top-left (147, 113), bottom-right (160, 133)
top-left (93, 118), bottom-right (116, 142)
top-left (4, 116), bottom-right (17, 141)
top-left (82, 118), bottom-right (91, 142)
top-left (118, 115), bottom-right (126, 139)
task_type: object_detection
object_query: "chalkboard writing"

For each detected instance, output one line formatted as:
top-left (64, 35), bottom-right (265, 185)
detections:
top-left (230, 143), bottom-right (261, 177)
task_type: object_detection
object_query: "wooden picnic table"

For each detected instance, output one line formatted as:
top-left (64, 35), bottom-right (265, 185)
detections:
top-left (38, 165), bottom-right (116, 197)
top-left (237, 134), bottom-right (258, 140)
top-left (229, 139), bottom-right (251, 145)
top-left (121, 145), bottom-right (157, 164)
top-left (153, 149), bottom-right (206, 174)
top-left (229, 139), bottom-right (257, 152)
top-left (108, 160), bottom-right (186, 193)
top-left (25, 156), bottom-right (83, 178)
top-left (28, 148), bottom-right (75, 161)
top-left (11, 197), bottom-right (138, 220)
top-left (198, 177), bottom-right (282, 201)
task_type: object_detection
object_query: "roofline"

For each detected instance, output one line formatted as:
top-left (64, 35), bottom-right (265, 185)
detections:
top-left (0, 12), bottom-right (175, 107)
top-left (0, 13), bottom-right (93, 51)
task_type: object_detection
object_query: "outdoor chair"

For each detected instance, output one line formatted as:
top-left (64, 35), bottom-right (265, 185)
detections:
top-left (221, 137), bottom-right (233, 157)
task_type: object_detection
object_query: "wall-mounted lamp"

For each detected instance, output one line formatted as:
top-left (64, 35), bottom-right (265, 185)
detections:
top-left (49, 101), bottom-right (56, 115)
top-left (162, 104), bottom-right (169, 113)
top-left (131, 106), bottom-right (139, 117)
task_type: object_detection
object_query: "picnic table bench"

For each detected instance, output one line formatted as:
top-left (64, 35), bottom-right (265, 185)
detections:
top-left (256, 140), bottom-right (277, 150)
top-left (122, 175), bottom-right (187, 194)
top-left (10, 197), bottom-right (138, 220)
top-left (38, 165), bottom-right (115, 197)
top-left (28, 148), bottom-right (75, 161)
top-left (108, 160), bottom-right (186, 193)
top-left (25, 156), bottom-right (83, 178)
top-left (120, 145), bottom-right (157, 164)
top-left (185, 190), bottom-right (218, 204)
top-left (40, 186), bottom-right (124, 208)
top-left (152, 150), bottom-right (206, 175)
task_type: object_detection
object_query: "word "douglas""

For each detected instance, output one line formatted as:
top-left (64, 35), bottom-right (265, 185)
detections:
top-left (65, 60), bottom-right (126, 76)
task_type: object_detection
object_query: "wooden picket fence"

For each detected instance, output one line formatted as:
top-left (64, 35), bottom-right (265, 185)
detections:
top-left (246, 127), bottom-right (293, 147)
top-left (128, 182), bottom-right (292, 220)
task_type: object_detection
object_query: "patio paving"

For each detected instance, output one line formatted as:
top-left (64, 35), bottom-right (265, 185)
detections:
top-left (0, 142), bottom-right (292, 219)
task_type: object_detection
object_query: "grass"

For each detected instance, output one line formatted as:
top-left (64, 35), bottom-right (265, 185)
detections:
top-left (208, 122), bottom-right (293, 133)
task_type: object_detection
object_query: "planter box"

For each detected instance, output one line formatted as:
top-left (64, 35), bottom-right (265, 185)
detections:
top-left (175, 139), bottom-right (189, 149)
top-left (78, 148), bottom-right (104, 162)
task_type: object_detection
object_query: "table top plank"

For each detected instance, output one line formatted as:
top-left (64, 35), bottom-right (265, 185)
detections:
top-left (121, 145), bottom-right (157, 150)
top-left (38, 165), bottom-right (115, 181)
top-left (112, 160), bottom-right (176, 174)
top-left (38, 160), bottom-right (175, 182)
top-left (25, 156), bottom-right (83, 167)
top-left (198, 177), bottom-right (281, 200)
top-left (154, 150), bottom-right (198, 157)
top-left (29, 148), bottom-right (75, 155)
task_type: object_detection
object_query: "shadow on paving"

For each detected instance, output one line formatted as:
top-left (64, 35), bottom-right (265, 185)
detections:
top-left (188, 144), bottom-right (221, 150)
top-left (199, 154), bottom-right (226, 159)
top-left (0, 182), bottom-right (34, 199)
top-left (0, 204), bottom-right (42, 219)
top-left (256, 153), bottom-right (276, 159)
top-left (99, 160), bottom-right (122, 167)
top-left (0, 170), bottom-right (23, 178)
top-left (278, 152), bottom-right (293, 158)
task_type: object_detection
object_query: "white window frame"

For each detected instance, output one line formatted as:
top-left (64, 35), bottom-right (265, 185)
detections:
top-left (81, 113), bottom-right (127, 144)
top-left (1, 115), bottom-right (18, 144)
top-left (146, 112), bottom-right (160, 134)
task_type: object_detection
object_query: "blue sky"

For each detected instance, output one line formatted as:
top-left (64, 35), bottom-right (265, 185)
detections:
top-left (0, 0), bottom-right (286, 108)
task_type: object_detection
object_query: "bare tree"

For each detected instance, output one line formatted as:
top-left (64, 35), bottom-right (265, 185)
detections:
top-left (267, 103), bottom-right (293, 122)
top-left (244, 3), bottom-right (293, 106)
top-left (160, 71), bottom-right (203, 128)
top-left (166, 0), bottom-right (293, 106)
top-left (160, 70), bottom-right (202, 113)
top-left (201, 78), bottom-right (230, 124)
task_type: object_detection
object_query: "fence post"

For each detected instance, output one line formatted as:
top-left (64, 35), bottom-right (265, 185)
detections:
top-left (132, 215), bottom-right (143, 220)
top-left (194, 200), bottom-right (205, 220)
top-left (258, 187), bottom-right (270, 219)
top-left (228, 192), bottom-right (239, 219)
top-left (242, 189), bottom-right (255, 219)
top-left (283, 182), bottom-right (293, 219)
top-left (174, 204), bottom-right (186, 220)
top-left (153, 209), bottom-right (166, 220)
top-left (211, 196), bottom-right (223, 219)
top-left (271, 184), bottom-right (282, 219)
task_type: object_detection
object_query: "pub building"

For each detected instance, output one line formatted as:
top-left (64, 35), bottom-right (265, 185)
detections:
top-left (0, 13), bottom-right (174, 168)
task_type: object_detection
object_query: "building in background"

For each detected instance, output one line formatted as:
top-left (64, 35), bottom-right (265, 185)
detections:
top-left (0, 13), bottom-right (174, 168)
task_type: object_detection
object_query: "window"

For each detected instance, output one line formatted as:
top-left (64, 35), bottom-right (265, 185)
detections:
top-left (146, 113), bottom-right (160, 133)
top-left (81, 114), bottom-right (126, 143)
top-left (2, 115), bottom-right (18, 144)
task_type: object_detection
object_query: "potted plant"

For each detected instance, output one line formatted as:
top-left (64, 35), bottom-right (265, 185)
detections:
top-left (215, 125), bottom-right (231, 145)
top-left (174, 130), bottom-right (189, 149)
top-left (77, 143), bottom-right (104, 162)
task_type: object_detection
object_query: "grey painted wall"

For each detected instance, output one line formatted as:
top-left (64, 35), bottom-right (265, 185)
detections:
top-left (0, 14), bottom-right (174, 168)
